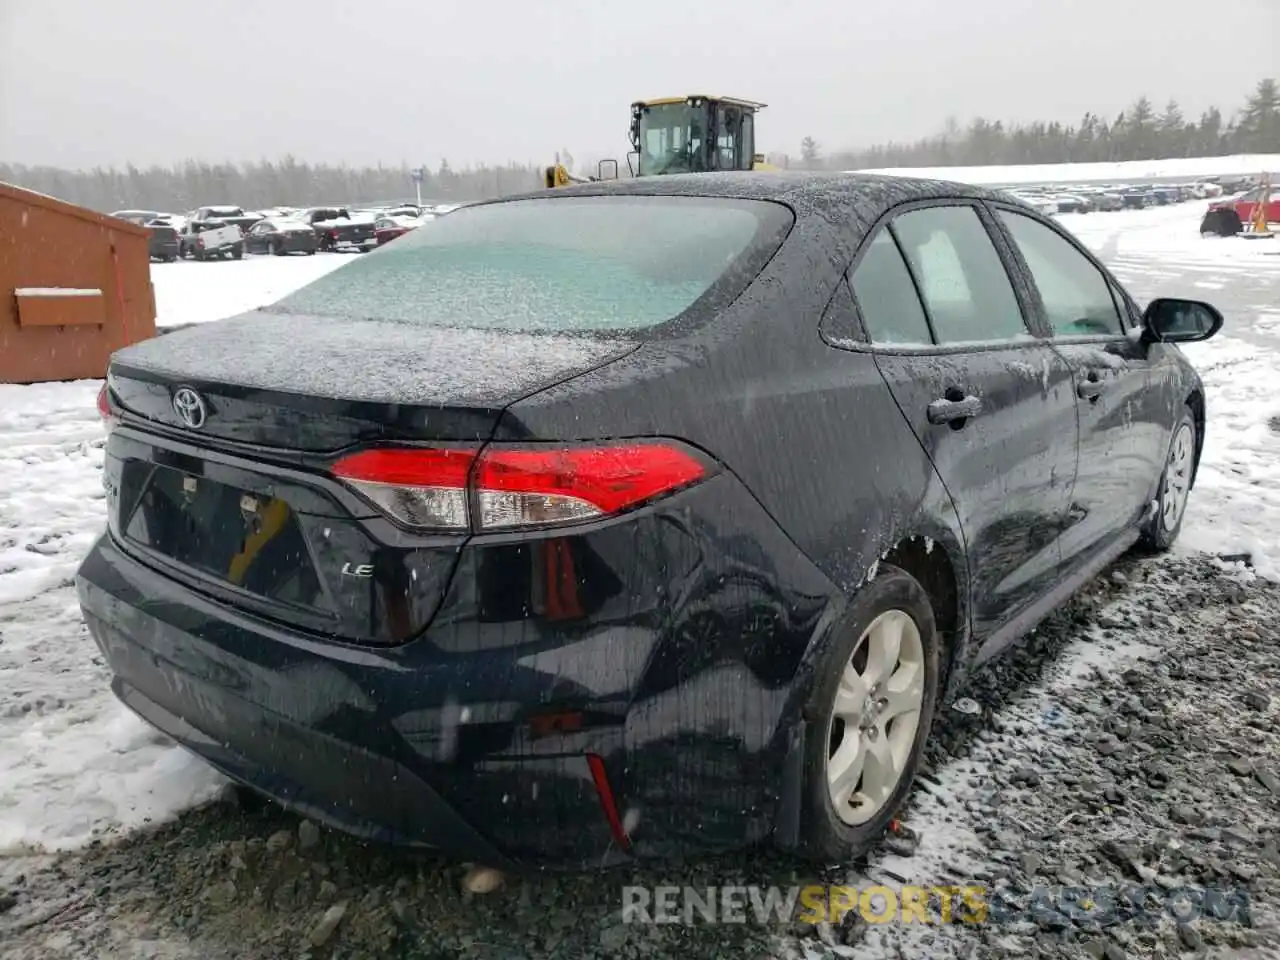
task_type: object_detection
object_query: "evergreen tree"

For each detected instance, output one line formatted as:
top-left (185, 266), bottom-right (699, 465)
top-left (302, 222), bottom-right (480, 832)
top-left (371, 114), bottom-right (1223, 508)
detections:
top-left (800, 136), bottom-right (821, 166)
top-left (1237, 78), bottom-right (1280, 151)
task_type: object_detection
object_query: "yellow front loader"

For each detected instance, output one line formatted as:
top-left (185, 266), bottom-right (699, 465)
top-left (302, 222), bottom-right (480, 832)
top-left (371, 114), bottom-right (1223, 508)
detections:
top-left (544, 95), bottom-right (777, 188)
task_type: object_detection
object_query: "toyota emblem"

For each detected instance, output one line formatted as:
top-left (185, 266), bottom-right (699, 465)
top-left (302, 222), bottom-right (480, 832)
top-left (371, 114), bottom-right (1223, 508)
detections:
top-left (172, 387), bottom-right (208, 429)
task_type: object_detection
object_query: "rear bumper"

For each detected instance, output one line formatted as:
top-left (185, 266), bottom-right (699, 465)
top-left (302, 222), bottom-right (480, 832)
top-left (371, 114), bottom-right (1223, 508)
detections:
top-left (279, 234), bottom-right (318, 253)
top-left (76, 475), bottom-right (839, 868)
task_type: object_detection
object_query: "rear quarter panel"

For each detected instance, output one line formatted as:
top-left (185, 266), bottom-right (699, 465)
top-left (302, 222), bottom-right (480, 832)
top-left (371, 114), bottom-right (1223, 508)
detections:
top-left (501, 263), bottom-right (968, 637)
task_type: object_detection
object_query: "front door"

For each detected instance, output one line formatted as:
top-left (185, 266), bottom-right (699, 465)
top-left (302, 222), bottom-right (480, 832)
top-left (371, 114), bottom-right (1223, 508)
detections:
top-left (988, 205), bottom-right (1170, 569)
top-left (847, 202), bottom-right (1080, 645)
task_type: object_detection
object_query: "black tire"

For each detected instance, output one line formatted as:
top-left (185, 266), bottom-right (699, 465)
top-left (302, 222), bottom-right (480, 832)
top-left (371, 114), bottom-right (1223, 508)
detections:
top-left (193, 248), bottom-right (206, 261)
top-left (272, 239), bottom-right (285, 256)
top-left (305, 248), bottom-right (316, 255)
top-left (798, 564), bottom-right (940, 862)
top-left (1140, 406), bottom-right (1197, 552)
top-left (231, 244), bottom-right (244, 260)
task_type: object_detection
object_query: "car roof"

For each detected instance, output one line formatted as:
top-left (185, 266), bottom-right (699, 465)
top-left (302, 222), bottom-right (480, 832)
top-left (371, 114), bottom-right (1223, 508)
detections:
top-left (493, 170), bottom-right (1007, 226)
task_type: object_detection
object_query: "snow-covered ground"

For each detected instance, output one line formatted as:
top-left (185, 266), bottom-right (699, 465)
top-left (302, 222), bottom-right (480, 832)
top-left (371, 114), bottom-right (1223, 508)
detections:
top-left (1058, 203), bottom-right (1280, 580)
top-left (856, 152), bottom-right (1280, 186)
top-left (0, 205), bottom-right (1278, 958)
top-left (153, 254), bottom-right (346, 328)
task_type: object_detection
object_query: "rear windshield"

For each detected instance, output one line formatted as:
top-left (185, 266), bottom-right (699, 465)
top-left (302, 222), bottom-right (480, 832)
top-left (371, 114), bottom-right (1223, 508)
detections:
top-left (266, 195), bottom-right (793, 334)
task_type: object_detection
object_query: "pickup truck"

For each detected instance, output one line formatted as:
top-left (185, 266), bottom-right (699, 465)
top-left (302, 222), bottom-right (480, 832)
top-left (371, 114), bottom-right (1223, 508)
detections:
top-left (110, 211), bottom-right (182, 262)
top-left (294, 207), bottom-right (378, 252)
top-left (179, 219), bottom-right (245, 260)
top-left (190, 205), bottom-right (264, 233)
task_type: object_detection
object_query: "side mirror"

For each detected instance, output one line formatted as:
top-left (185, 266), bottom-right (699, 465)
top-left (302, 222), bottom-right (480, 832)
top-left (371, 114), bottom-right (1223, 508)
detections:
top-left (1142, 298), bottom-right (1224, 344)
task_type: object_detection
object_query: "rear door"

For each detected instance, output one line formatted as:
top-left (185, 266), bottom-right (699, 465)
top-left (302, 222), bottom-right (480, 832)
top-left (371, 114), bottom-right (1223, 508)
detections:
top-left (987, 203), bottom-right (1170, 570)
top-left (848, 201), bottom-right (1080, 645)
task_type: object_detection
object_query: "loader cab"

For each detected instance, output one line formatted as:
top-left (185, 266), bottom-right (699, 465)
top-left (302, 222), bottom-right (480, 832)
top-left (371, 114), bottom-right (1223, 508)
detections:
top-left (629, 96), bottom-right (765, 177)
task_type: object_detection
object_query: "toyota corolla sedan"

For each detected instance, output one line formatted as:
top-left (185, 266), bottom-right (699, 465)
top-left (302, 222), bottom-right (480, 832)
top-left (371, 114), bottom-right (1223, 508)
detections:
top-left (79, 172), bottom-right (1221, 872)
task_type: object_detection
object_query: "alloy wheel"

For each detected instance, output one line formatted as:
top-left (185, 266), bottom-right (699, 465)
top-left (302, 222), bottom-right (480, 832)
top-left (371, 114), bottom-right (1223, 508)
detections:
top-left (1162, 422), bottom-right (1194, 531)
top-left (826, 609), bottom-right (926, 826)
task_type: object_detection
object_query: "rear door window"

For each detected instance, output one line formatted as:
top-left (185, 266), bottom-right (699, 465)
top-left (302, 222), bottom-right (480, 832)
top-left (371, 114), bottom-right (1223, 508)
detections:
top-left (270, 195), bottom-right (794, 334)
top-left (848, 230), bottom-right (932, 344)
top-left (890, 205), bottom-right (1030, 344)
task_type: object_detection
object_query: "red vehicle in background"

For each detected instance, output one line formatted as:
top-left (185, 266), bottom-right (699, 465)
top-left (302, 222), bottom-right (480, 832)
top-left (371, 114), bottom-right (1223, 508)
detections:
top-left (1200, 178), bottom-right (1277, 237)
top-left (1209, 183), bottom-right (1278, 226)
top-left (374, 213), bottom-right (430, 246)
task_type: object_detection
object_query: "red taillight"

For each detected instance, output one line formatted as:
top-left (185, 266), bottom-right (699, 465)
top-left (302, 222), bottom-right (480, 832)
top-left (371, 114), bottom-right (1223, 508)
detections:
top-left (329, 229), bottom-right (340, 240)
top-left (332, 447), bottom-right (472, 529)
top-left (329, 441), bottom-right (710, 532)
top-left (96, 383), bottom-right (119, 432)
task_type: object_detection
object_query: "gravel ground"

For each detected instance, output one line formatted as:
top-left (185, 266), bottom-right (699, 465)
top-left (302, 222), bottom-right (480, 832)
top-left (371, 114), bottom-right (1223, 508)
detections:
top-left (1, 552), bottom-right (1277, 960)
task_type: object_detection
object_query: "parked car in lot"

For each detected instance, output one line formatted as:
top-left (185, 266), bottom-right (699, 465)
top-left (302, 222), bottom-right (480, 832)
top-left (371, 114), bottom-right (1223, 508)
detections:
top-left (1207, 185), bottom-right (1280, 228)
top-left (1086, 190), bottom-right (1124, 212)
top-left (243, 217), bottom-right (320, 256)
top-left (373, 213), bottom-right (426, 245)
top-left (187, 205), bottom-right (264, 234)
top-left (111, 210), bottom-right (181, 262)
top-left (83, 173), bottom-right (1221, 871)
top-left (1121, 188), bottom-right (1149, 210)
top-left (294, 207), bottom-right (378, 252)
top-left (1004, 191), bottom-right (1058, 216)
top-left (178, 219), bottom-right (244, 260)
top-left (1050, 193), bottom-right (1093, 214)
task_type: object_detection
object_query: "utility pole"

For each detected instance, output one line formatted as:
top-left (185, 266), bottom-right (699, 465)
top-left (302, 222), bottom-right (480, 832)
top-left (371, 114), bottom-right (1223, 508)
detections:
top-left (411, 166), bottom-right (425, 207)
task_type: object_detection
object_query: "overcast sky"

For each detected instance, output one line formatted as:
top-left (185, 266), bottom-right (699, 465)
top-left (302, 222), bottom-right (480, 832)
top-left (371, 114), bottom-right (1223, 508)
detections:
top-left (1, 0), bottom-right (1276, 171)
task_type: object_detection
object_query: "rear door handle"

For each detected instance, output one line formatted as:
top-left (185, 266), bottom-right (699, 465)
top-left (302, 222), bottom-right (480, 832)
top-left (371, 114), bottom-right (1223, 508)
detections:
top-left (927, 395), bottom-right (983, 425)
top-left (1077, 372), bottom-right (1104, 400)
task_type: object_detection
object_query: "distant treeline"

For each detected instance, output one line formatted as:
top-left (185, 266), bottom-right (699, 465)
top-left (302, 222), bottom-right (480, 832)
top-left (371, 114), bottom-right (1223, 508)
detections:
top-left (791, 78), bottom-right (1280, 170)
top-left (2, 78), bottom-right (1276, 213)
top-left (0, 157), bottom-right (545, 215)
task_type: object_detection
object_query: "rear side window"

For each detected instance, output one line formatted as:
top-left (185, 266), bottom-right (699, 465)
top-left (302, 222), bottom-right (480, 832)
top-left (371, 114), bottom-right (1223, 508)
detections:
top-left (269, 196), bottom-right (794, 334)
top-left (849, 230), bottom-right (932, 344)
top-left (891, 205), bottom-right (1029, 344)
top-left (996, 210), bottom-right (1124, 337)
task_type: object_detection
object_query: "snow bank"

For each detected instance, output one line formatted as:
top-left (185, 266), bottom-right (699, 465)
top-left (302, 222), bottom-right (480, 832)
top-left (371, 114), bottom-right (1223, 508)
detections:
top-left (0, 382), bottom-right (224, 854)
top-left (855, 153), bottom-right (1280, 186)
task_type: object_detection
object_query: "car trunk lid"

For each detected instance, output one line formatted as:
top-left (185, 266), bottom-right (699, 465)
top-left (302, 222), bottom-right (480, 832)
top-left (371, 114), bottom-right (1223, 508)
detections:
top-left (108, 310), bottom-right (638, 448)
top-left (103, 311), bottom-right (638, 645)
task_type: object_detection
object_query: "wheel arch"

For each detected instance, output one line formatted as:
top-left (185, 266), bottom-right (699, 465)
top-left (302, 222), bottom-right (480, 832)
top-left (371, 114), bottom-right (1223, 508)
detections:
top-left (1185, 388), bottom-right (1205, 487)
top-left (881, 532), bottom-right (969, 703)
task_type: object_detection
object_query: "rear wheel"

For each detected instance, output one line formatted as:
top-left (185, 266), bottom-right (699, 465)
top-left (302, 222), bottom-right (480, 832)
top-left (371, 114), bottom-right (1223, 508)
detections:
top-left (272, 239), bottom-right (285, 256)
top-left (1140, 407), bottom-right (1196, 551)
top-left (799, 566), bottom-right (939, 861)
top-left (231, 244), bottom-right (244, 260)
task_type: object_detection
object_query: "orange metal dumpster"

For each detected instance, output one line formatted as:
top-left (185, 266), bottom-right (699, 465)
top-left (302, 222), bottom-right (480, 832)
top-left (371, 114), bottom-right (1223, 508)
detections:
top-left (1, 181), bottom-right (156, 384)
